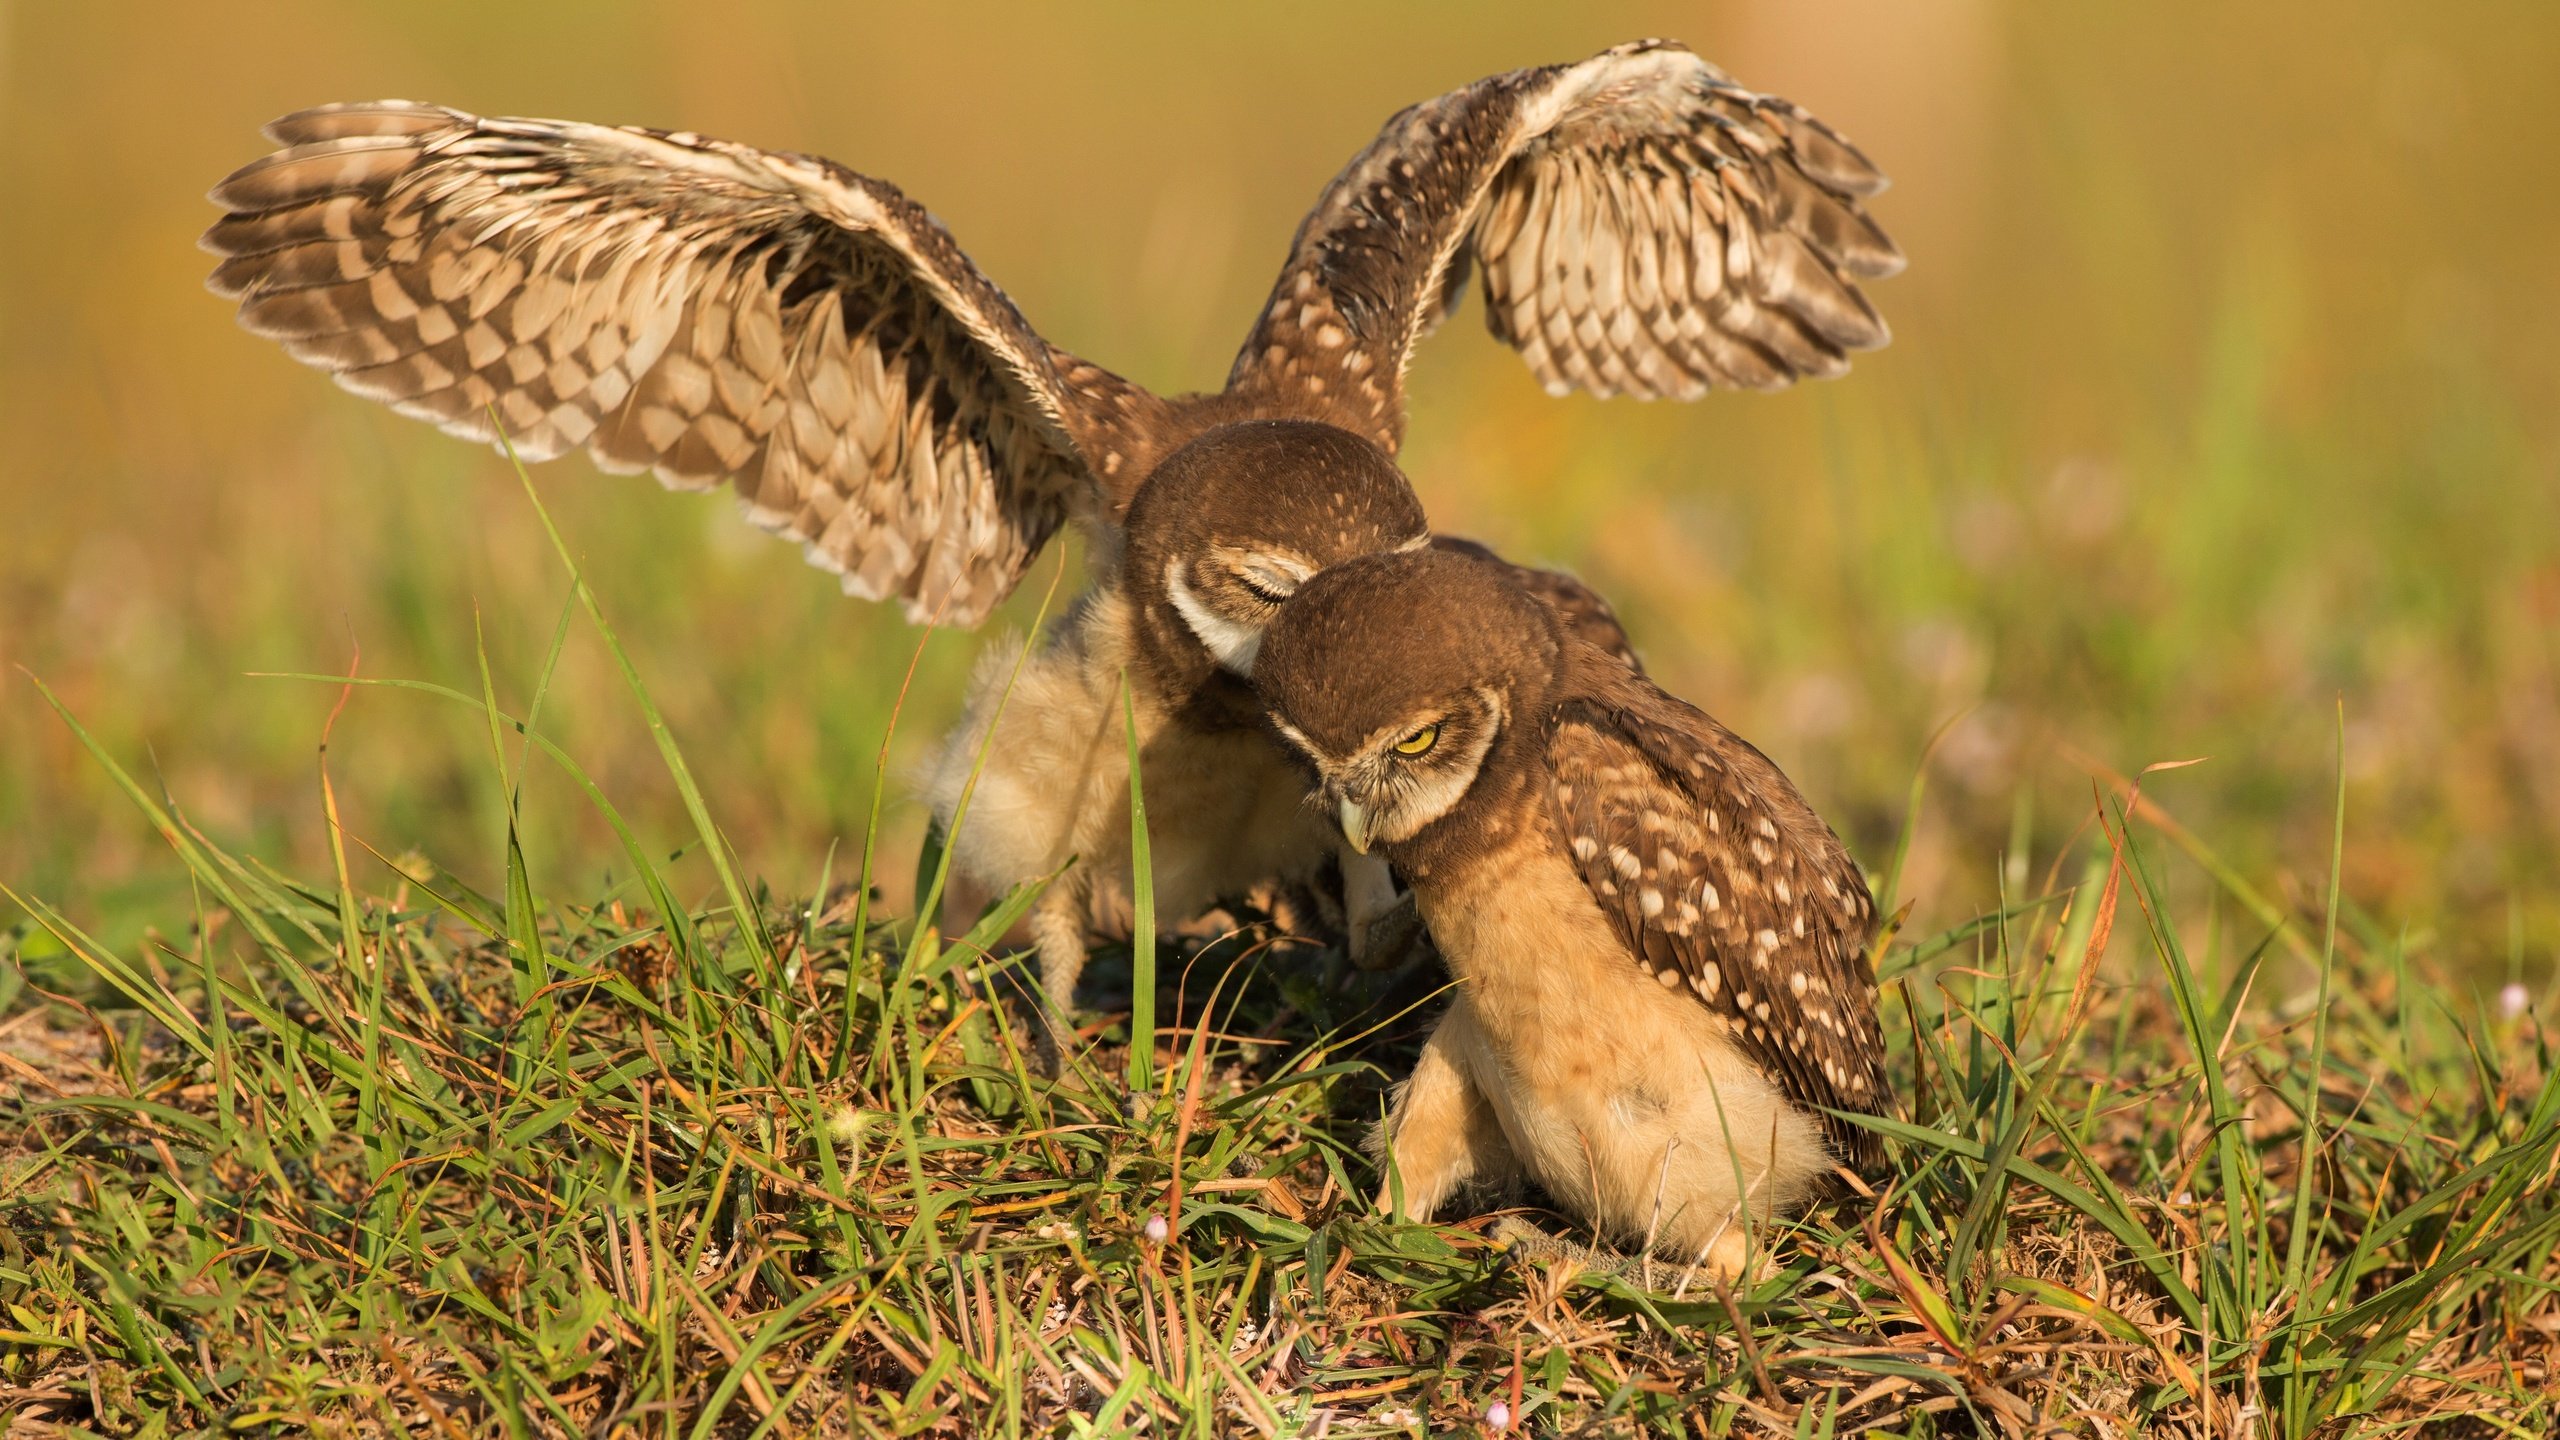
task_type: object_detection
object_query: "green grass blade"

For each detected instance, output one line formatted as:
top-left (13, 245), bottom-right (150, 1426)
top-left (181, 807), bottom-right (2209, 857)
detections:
top-left (486, 418), bottom-right (776, 977)
top-left (1123, 672), bottom-right (1156, 1096)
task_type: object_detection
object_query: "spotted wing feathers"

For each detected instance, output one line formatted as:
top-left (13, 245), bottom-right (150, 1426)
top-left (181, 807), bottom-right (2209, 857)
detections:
top-left (205, 102), bottom-right (1165, 624)
top-left (1543, 674), bottom-right (1886, 1165)
top-left (1229, 39), bottom-right (1903, 451)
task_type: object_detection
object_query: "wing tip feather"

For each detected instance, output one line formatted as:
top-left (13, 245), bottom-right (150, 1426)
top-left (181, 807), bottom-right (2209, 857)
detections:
top-left (262, 100), bottom-right (461, 146)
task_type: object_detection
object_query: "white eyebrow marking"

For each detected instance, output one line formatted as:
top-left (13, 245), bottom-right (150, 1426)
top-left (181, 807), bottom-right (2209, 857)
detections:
top-left (1164, 559), bottom-right (1265, 675)
top-left (1266, 713), bottom-right (1323, 763)
top-left (1229, 549), bottom-right (1315, 593)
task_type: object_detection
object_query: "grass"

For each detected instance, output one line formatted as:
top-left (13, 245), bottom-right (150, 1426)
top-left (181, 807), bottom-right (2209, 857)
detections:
top-left (4, 13), bottom-right (2559, 1429)
top-left (3, 460), bottom-right (2555, 1437)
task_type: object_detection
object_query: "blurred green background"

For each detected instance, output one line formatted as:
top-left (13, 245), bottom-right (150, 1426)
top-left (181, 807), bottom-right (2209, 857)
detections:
top-left (3, 2), bottom-right (2555, 969)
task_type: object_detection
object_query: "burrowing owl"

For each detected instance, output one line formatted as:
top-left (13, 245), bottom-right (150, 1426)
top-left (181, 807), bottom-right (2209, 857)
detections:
top-left (1254, 547), bottom-right (1886, 1275)
top-left (203, 39), bottom-right (1899, 1068)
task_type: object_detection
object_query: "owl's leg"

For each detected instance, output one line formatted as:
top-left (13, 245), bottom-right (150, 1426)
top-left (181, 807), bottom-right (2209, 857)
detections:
top-left (1341, 849), bottom-right (1401, 968)
top-left (1026, 878), bottom-right (1091, 1078)
top-left (1371, 1001), bottom-right (1516, 1219)
top-left (1361, 892), bottom-right (1436, 975)
top-left (1342, 843), bottom-right (1438, 975)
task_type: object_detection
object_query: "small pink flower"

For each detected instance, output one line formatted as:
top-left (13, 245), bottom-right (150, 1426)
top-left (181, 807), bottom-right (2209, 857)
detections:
top-left (1143, 1214), bottom-right (1169, 1244)
top-left (1486, 1399), bottom-right (1512, 1431)
top-left (2499, 983), bottom-right (2531, 1020)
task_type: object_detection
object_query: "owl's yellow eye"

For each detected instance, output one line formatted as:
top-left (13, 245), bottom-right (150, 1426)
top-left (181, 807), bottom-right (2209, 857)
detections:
top-left (1394, 723), bottom-right (1440, 756)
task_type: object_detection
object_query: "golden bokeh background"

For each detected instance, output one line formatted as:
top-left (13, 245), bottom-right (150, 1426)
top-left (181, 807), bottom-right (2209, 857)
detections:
top-left (4, 2), bottom-right (2555, 968)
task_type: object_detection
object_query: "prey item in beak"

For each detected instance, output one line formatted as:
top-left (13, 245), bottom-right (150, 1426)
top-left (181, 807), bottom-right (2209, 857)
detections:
top-left (1337, 795), bottom-right (1373, 854)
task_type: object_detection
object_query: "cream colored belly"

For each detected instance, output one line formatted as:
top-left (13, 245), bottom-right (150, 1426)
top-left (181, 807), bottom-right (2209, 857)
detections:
top-left (1418, 838), bottom-right (1833, 1253)
top-left (919, 591), bottom-right (1332, 926)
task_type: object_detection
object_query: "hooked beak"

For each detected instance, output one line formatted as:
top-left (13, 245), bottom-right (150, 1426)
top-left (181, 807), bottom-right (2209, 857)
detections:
top-left (1336, 794), bottom-right (1374, 855)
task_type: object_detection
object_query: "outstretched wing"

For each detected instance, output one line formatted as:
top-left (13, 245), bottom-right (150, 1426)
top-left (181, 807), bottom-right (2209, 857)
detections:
top-left (205, 102), bottom-right (1167, 624)
top-left (1543, 670), bottom-right (1886, 1166)
top-left (1228, 40), bottom-right (1903, 451)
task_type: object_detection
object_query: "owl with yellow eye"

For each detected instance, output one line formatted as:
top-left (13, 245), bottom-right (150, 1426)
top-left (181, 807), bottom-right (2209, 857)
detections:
top-left (1257, 548), bottom-right (1889, 1277)
top-left (204, 38), bottom-right (1897, 1071)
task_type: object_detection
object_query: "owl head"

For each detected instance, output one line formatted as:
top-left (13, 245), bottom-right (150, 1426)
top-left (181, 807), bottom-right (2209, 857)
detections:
top-left (1253, 547), bottom-right (1563, 860)
top-left (1120, 420), bottom-right (1430, 693)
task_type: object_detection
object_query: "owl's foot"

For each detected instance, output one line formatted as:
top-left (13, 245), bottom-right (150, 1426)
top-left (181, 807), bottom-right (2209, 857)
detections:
top-left (1354, 890), bottom-right (1434, 973)
top-left (1490, 1217), bottom-right (1637, 1277)
top-left (1029, 1010), bottom-right (1073, 1080)
top-left (1491, 1217), bottom-right (1756, 1287)
top-left (1027, 888), bottom-right (1092, 1081)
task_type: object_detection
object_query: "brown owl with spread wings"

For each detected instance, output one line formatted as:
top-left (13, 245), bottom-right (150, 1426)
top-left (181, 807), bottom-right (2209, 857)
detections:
top-left (204, 40), bottom-right (1900, 1068)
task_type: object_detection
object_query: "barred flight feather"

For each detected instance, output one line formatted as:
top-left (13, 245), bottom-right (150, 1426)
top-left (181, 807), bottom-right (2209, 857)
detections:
top-left (1229, 38), bottom-right (1902, 451)
top-left (204, 101), bottom-right (1166, 625)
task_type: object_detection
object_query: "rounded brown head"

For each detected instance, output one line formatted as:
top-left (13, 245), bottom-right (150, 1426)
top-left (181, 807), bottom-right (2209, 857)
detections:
top-left (1253, 546), bottom-right (1563, 857)
top-left (1121, 420), bottom-right (1429, 700)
